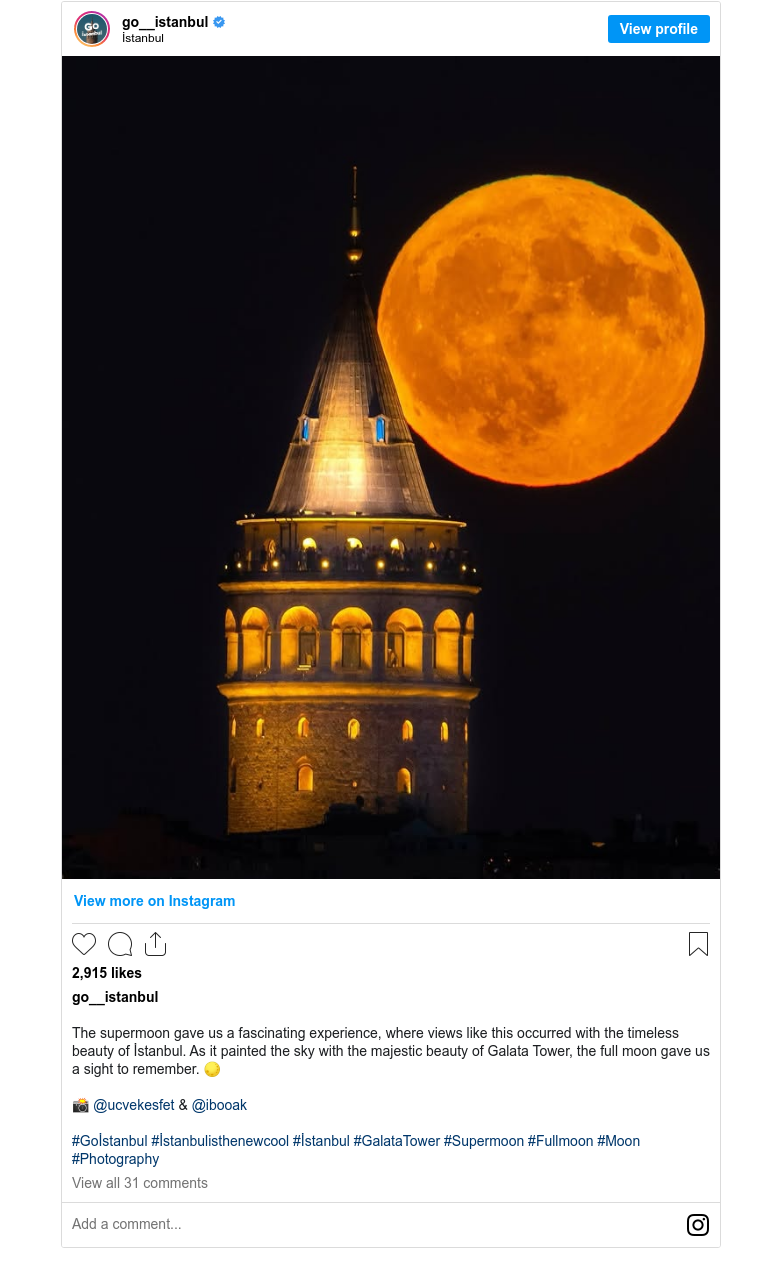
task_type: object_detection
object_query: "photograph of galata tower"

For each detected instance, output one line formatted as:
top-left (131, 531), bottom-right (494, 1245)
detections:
top-left (220, 179), bottom-right (477, 838)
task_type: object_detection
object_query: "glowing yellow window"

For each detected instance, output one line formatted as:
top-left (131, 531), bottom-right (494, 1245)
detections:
top-left (230, 717), bottom-right (237, 737)
top-left (225, 610), bottom-right (238, 677)
top-left (348, 718), bottom-right (360, 740)
top-left (440, 721), bottom-right (449, 743)
top-left (402, 719), bottom-right (413, 742)
top-left (397, 767), bottom-right (412, 794)
top-left (256, 718), bottom-right (265, 738)
top-left (297, 717), bottom-right (310, 738)
top-left (297, 765), bottom-right (314, 792)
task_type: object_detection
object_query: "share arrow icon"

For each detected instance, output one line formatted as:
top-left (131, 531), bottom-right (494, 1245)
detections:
top-left (145, 932), bottom-right (166, 956)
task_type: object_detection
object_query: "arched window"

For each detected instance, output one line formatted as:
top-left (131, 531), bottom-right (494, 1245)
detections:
top-left (440, 721), bottom-right (449, 743)
top-left (386, 608), bottom-right (423, 673)
top-left (348, 718), bottom-right (360, 740)
top-left (256, 717), bottom-right (265, 738)
top-left (241, 607), bottom-right (270, 676)
top-left (389, 537), bottom-right (404, 554)
top-left (297, 717), bottom-right (310, 738)
top-left (332, 607), bottom-right (372, 672)
top-left (464, 612), bottom-right (475, 679)
top-left (346, 536), bottom-right (363, 550)
top-left (230, 717), bottom-right (237, 737)
top-left (301, 417), bottom-right (310, 441)
top-left (301, 537), bottom-right (317, 550)
top-left (402, 719), bottom-right (414, 742)
top-left (434, 609), bottom-right (461, 680)
top-left (397, 767), bottom-right (412, 794)
top-left (297, 764), bottom-right (314, 792)
top-left (464, 719), bottom-right (469, 744)
top-left (225, 610), bottom-right (238, 678)
top-left (376, 416), bottom-right (386, 442)
top-left (281, 606), bottom-right (318, 671)
top-left (229, 759), bottom-right (237, 794)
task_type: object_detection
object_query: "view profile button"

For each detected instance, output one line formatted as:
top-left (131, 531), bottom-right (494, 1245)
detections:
top-left (608, 16), bottom-right (710, 43)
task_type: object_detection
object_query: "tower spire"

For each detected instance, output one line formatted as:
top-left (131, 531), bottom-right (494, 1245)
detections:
top-left (346, 165), bottom-right (363, 269)
top-left (267, 173), bottom-right (437, 518)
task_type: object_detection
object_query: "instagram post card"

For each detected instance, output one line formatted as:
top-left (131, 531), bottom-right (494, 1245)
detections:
top-left (54, 4), bottom-right (728, 1252)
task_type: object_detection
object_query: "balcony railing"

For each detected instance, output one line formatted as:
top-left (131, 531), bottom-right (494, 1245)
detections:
top-left (222, 549), bottom-right (478, 584)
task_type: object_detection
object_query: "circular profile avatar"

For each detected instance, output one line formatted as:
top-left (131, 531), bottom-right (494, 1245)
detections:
top-left (74, 11), bottom-right (110, 46)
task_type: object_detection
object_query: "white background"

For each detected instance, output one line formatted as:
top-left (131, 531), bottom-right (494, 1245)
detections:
top-left (60, 2), bottom-right (721, 57)
top-left (62, 882), bottom-right (719, 1246)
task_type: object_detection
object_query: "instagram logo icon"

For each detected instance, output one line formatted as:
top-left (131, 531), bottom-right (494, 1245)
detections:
top-left (687, 1215), bottom-right (710, 1237)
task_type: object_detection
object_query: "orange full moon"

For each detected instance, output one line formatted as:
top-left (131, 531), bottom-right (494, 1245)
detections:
top-left (378, 176), bottom-right (705, 486)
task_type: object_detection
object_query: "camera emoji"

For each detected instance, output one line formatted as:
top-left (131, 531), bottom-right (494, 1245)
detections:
top-left (73, 1098), bottom-right (89, 1113)
top-left (686, 1214), bottom-right (709, 1237)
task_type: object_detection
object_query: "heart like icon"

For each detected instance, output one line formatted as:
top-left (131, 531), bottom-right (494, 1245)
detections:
top-left (72, 933), bottom-right (96, 955)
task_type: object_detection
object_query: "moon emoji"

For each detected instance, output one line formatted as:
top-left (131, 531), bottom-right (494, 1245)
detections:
top-left (378, 175), bottom-right (705, 486)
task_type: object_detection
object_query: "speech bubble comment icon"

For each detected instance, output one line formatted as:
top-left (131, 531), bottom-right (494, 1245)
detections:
top-left (108, 932), bottom-right (133, 956)
top-left (72, 934), bottom-right (96, 955)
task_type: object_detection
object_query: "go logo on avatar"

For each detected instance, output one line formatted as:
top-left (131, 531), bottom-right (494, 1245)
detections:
top-left (74, 11), bottom-right (110, 46)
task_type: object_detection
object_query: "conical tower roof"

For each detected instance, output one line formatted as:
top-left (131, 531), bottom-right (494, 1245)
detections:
top-left (267, 188), bottom-right (438, 519)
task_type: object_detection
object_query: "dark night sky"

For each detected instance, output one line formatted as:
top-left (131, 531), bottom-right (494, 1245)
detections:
top-left (63, 56), bottom-right (718, 842)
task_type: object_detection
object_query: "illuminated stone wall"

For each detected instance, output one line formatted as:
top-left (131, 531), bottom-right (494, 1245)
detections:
top-left (225, 698), bottom-right (471, 835)
top-left (219, 541), bottom-right (478, 836)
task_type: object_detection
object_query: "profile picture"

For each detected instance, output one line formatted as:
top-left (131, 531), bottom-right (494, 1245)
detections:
top-left (73, 11), bottom-right (110, 46)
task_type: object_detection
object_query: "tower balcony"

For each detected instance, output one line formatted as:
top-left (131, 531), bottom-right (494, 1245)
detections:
top-left (222, 548), bottom-right (478, 586)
